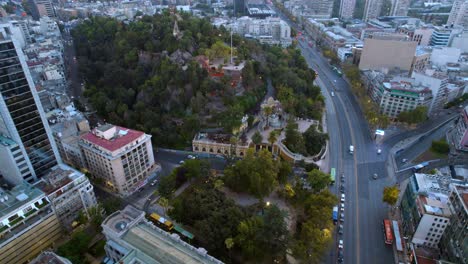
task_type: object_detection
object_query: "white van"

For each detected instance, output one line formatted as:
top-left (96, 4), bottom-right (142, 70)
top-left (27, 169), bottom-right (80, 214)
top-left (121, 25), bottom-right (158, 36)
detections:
top-left (349, 145), bottom-right (354, 154)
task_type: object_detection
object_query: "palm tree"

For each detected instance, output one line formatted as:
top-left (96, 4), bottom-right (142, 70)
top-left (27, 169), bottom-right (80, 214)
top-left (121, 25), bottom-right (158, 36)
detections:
top-left (263, 106), bottom-right (273, 128)
top-left (158, 197), bottom-right (169, 215)
top-left (214, 179), bottom-right (224, 190)
top-left (225, 237), bottom-right (234, 260)
top-left (268, 130), bottom-right (278, 145)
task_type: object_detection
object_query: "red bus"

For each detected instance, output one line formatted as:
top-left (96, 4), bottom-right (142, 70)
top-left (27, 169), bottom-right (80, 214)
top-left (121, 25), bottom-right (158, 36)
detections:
top-left (383, 219), bottom-right (394, 245)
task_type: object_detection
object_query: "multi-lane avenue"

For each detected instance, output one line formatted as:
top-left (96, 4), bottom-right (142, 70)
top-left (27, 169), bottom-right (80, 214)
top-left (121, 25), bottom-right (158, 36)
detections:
top-left (270, 7), bottom-right (396, 263)
top-left (298, 40), bottom-right (394, 264)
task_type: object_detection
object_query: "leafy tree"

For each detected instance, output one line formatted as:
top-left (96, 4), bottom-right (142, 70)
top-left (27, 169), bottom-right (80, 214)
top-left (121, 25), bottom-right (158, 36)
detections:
top-left (224, 149), bottom-right (279, 199)
top-left (431, 139), bottom-right (450, 154)
top-left (169, 184), bottom-right (247, 258)
top-left (278, 160), bottom-right (292, 184)
top-left (57, 231), bottom-right (92, 264)
top-left (158, 197), bottom-right (170, 214)
top-left (205, 40), bottom-right (231, 61)
top-left (235, 205), bottom-right (289, 261)
top-left (383, 186), bottom-right (399, 207)
top-left (214, 179), bottom-right (224, 190)
top-left (291, 190), bottom-right (336, 263)
top-left (268, 130), bottom-right (279, 146)
top-left (235, 216), bottom-right (264, 259)
top-left (88, 205), bottom-right (104, 230)
top-left (397, 106), bottom-right (428, 124)
top-left (102, 197), bottom-right (123, 215)
top-left (303, 125), bottom-right (328, 156)
top-left (158, 172), bottom-right (177, 198)
top-left (307, 169), bottom-right (332, 193)
top-left (252, 131), bottom-right (263, 144)
top-left (284, 120), bottom-right (307, 155)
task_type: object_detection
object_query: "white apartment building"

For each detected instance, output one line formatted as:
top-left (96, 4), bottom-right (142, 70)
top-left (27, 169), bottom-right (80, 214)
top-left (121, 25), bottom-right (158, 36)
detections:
top-left (451, 105), bottom-right (468, 151)
top-left (400, 173), bottom-right (452, 249)
top-left (339, 0), bottom-right (356, 19)
top-left (430, 47), bottom-right (462, 68)
top-left (412, 69), bottom-right (449, 115)
top-left (79, 124), bottom-right (155, 196)
top-left (34, 164), bottom-right (97, 230)
top-left (390, 0), bottom-right (410, 16)
top-left (363, 0), bottom-right (383, 21)
top-left (231, 16), bottom-right (292, 47)
top-left (447, 0), bottom-right (468, 28)
top-left (430, 26), bottom-right (464, 47)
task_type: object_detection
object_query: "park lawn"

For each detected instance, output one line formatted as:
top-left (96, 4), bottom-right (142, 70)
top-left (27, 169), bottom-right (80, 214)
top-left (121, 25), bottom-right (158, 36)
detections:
top-left (413, 149), bottom-right (448, 163)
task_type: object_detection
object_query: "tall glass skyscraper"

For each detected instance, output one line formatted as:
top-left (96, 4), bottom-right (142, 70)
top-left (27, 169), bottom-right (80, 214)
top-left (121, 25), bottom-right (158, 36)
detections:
top-left (0, 26), bottom-right (60, 183)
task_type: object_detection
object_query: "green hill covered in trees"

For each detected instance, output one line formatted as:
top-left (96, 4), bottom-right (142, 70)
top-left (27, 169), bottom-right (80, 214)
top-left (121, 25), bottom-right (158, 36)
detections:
top-left (73, 12), bottom-right (323, 148)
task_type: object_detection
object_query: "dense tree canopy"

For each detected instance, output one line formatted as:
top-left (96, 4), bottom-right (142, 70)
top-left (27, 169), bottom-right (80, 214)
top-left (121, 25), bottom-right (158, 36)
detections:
top-left (269, 47), bottom-right (324, 119)
top-left (73, 14), bottom-right (265, 148)
top-left (224, 149), bottom-right (279, 199)
top-left (284, 120), bottom-right (328, 156)
top-left (383, 186), bottom-right (399, 206)
top-left (74, 13), bottom-right (324, 148)
top-left (169, 184), bottom-right (247, 260)
top-left (235, 205), bottom-right (289, 261)
top-left (397, 106), bottom-right (428, 125)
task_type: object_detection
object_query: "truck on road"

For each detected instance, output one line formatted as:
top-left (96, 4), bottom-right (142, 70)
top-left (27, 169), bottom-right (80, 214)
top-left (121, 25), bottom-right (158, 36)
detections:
top-left (333, 206), bottom-right (338, 224)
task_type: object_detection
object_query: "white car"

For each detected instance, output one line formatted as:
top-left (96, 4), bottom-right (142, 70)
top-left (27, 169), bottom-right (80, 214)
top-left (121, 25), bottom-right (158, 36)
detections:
top-left (349, 145), bottom-right (354, 154)
top-left (377, 148), bottom-right (382, 154)
top-left (187, 155), bottom-right (196, 159)
top-left (179, 160), bottom-right (185, 164)
top-left (339, 240), bottom-right (344, 249)
top-left (331, 91), bottom-right (335, 97)
top-left (341, 194), bottom-right (345, 202)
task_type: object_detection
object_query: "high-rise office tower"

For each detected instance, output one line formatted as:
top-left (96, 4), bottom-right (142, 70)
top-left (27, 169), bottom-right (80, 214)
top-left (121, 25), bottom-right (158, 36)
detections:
top-left (447, 0), bottom-right (468, 28)
top-left (0, 25), bottom-right (61, 184)
top-left (306, 0), bottom-right (334, 18)
top-left (28, 0), bottom-right (56, 20)
top-left (390, 0), bottom-right (410, 16)
top-left (340, 0), bottom-right (356, 19)
top-left (363, 0), bottom-right (383, 21)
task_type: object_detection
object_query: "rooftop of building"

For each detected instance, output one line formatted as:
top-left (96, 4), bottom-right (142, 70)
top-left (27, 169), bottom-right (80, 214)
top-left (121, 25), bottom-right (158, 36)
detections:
top-left (415, 46), bottom-right (431, 56)
top-left (103, 205), bottom-right (223, 264)
top-left (454, 185), bottom-right (468, 211)
top-left (414, 69), bottom-right (448, 80)
top-left (417, 195), bottom-right (451, 217)
top-left (0, 182), bottom-right (45, 220)
top-left (34, 164), bottom-right (85, 195)
top-left (81, 124), bottom-right (145, 152)
top-left (383, 76), bottom-right (432, 94)
top-left (193, 132), bottom-right (248, 146)
top-left (246, 4), bottom-right (275, 16)
top-left (414, 173), bottom-right (452, 195)
top-left (30, 251), bottom-right (72, 264)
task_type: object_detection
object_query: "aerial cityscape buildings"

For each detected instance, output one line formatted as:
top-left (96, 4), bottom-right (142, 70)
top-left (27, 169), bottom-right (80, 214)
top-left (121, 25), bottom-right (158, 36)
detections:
top-left (0, 24), bottom-right (61, 183)
top-left (0, 0), bottom-right (466, 263)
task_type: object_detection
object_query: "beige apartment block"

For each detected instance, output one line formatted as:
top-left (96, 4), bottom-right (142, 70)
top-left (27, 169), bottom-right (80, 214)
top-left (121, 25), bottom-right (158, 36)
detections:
top-left (80, 124), bottom-right (155, 196)
top-left (359, 34), bottom-right (417, 71)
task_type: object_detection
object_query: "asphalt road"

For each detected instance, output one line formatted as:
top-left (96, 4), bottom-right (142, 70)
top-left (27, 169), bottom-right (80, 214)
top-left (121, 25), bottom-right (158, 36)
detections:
top-left (395, 120), bottom-right (456, 169)
top-left (301, 43), bottom-right (393, 264)
top-left (271, 6), bottom-right (395, 263)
